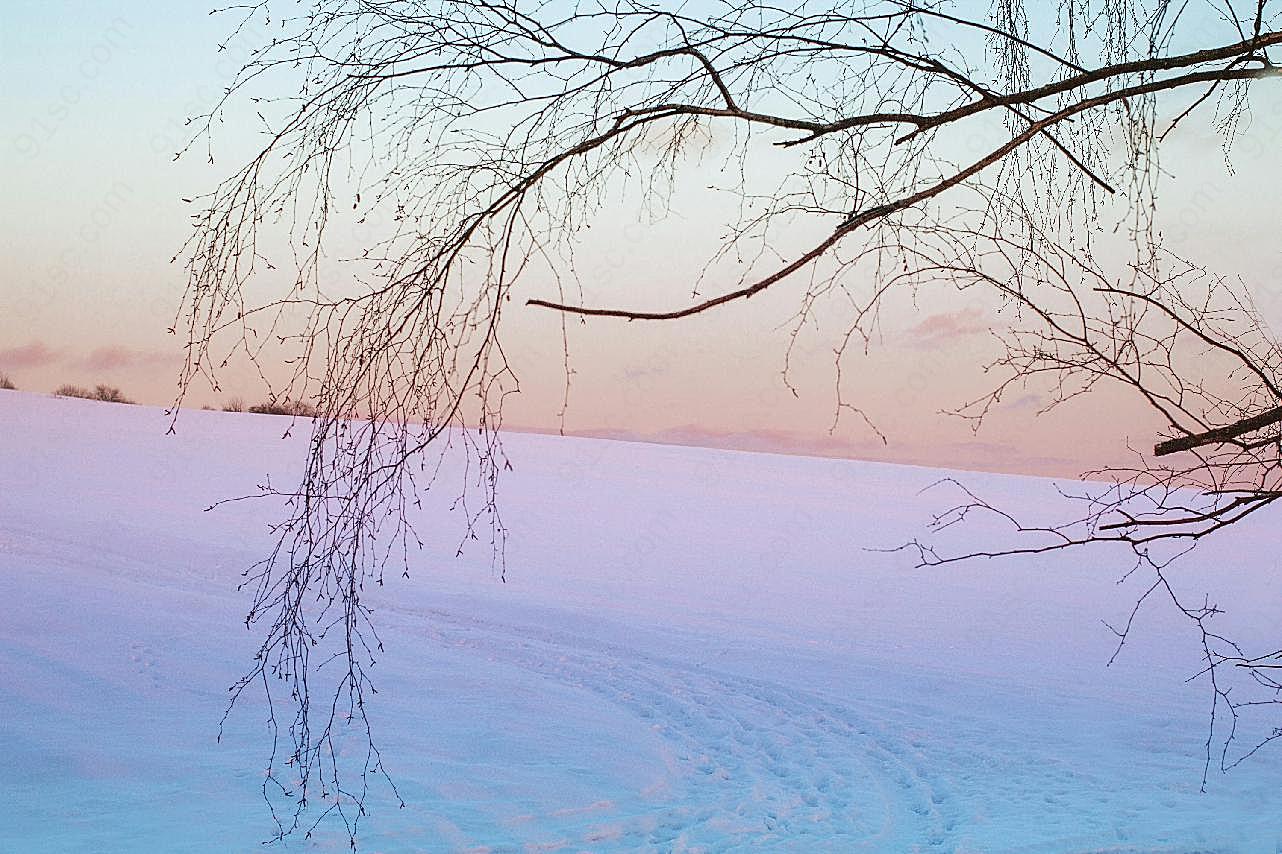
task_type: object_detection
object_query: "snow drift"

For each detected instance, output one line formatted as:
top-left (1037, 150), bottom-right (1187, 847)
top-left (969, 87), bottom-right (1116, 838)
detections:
top-left (1, 392), bottom-right (1279, 851)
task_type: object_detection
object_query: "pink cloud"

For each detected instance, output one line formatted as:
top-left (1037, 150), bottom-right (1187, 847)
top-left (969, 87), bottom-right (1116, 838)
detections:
top-left (0, 341), bottom-right (176, 375)
top-left (0, 341), bottom-right (62, 369)
top-left (905, 306), bottom-right (989, 347)
top-left (78, 346), bottom-right (174, 372)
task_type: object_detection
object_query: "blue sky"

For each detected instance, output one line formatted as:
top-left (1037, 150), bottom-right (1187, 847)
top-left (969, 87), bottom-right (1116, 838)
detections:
top-left (3, 3), bottom-right (254, 384)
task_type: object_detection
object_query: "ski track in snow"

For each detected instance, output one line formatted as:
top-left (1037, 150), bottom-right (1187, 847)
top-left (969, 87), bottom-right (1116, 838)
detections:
top-left (392, 606), bottom-right (959, 850)
top-left (373, 602), bottom-right (1274, 854)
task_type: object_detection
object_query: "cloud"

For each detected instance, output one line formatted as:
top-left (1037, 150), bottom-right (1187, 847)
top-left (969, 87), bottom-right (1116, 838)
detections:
top-left (77, 346), bottom-right (174, 372)
top-left (0, 341), bottom-right (175, 374)
top-left (905, 306), bottom-right (990, 348)
top-left (0, 341), bottom-right (62, 369)
top-left (1002, 392), bottom-right (1044, 411)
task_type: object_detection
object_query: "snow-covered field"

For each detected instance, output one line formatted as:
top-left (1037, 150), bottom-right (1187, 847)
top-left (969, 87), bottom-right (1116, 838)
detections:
top-left (1, 391), bottom-right (1279, 852)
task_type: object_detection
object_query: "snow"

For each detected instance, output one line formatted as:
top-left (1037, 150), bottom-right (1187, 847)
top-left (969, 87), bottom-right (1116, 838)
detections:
top-left (1, 391), bottom-right (1279, 852)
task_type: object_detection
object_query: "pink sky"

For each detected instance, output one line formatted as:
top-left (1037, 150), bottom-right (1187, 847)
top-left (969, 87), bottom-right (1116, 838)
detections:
top-left (0, 297), bottom-right (1160, 479)
top-left (4, 4), bottom-right (1280, 480)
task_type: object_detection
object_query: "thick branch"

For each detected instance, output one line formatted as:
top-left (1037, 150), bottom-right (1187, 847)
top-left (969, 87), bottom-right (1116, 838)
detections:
top-left (528, 64), bottom-right (1282, 321)
top-left (1155, 406), bottom-right (1282, 455)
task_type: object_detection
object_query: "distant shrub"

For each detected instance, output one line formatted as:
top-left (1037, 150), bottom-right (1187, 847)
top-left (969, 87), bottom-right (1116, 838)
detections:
top-left (92, 384), bottom-right (132, 404)
top-left (54, 383), bottom-right (134, 404)
top-left (54, 384), bottom-right (93, 399)
top-left (222, 397), bottom-right (245, 413)
top-left (0, 373), bottom-right (15, 391)
top-left (247, 399), bottom-right (318, 418)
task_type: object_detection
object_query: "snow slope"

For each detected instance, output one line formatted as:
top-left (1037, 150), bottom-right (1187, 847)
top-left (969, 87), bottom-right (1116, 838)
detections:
top-left (1, 391), bottom-right (1279, 852)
